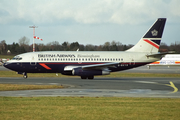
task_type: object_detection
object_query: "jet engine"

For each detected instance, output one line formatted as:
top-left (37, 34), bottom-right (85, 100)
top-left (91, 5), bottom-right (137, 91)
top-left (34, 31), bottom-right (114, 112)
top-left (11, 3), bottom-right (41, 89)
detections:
top-left (72, 68), bottom-right (110, 76)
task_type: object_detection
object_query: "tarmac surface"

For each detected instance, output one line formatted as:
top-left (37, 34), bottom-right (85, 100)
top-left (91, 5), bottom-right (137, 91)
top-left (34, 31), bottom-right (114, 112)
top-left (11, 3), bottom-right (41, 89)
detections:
top-left (0, 77), bottom-right (179, 98)
top-left (0, 65), bottom-right (180, 97)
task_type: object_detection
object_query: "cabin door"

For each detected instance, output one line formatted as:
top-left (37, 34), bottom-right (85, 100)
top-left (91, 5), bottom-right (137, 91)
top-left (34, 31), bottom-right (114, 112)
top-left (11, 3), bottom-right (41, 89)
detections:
top-left (129, 55), bottom-right (135, 65)
top-left (30, 55), bottom-right (36, 65)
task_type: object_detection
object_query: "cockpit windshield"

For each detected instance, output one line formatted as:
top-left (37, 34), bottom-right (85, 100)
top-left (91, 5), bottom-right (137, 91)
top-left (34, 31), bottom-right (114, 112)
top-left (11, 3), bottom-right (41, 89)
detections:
top-left (12, 56), bottom-right (22, 60)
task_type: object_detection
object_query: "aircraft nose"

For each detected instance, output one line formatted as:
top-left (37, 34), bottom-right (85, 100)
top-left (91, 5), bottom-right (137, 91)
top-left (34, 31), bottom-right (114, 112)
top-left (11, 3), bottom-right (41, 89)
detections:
top-left (3, 62), bottom-right (7, 67)
top-left (3, 62), bottom-right (10, 68)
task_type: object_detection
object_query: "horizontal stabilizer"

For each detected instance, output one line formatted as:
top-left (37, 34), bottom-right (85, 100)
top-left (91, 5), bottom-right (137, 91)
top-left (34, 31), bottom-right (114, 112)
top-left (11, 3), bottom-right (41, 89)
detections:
top-left (146, 51), bottom-right (175, 58)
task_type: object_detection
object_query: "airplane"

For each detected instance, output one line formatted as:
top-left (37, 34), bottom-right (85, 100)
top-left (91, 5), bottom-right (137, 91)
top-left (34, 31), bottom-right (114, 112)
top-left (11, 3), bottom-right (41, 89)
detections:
top-left (3, 18), bottom-right (167, 79)
top-left (147, 54), bottom-right (180, 69)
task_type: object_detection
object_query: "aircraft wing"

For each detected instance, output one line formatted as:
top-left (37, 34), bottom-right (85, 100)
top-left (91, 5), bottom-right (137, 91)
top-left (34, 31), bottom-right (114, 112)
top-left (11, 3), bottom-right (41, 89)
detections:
top-left (82, 62), bottom-right (120, 70)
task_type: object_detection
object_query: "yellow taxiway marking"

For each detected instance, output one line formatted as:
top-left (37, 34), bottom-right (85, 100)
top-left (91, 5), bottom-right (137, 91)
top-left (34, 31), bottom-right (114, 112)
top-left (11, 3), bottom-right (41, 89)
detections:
top-left (165, 81), bottom-right (178, 93)
top-left (135, 81), bottom-right (178, 93)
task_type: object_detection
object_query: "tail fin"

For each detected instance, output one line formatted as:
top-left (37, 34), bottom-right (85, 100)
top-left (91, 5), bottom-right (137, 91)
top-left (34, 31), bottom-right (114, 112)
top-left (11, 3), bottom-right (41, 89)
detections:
top-left (127, 18), bottom-right (166, 53)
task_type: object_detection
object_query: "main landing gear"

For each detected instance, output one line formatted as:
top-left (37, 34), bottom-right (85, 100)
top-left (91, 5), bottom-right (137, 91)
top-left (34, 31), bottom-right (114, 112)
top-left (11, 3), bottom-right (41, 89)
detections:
top-left (81, 76), bottom-right (94, 79)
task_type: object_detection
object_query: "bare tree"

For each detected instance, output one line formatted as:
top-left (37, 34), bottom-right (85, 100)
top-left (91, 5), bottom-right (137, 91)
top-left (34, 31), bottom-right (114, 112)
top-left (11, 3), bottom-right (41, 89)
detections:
top-left (19, 36), bottom-right (30, 46)
top-left (0, 40), bottom-right (7, 54)
top-left (18, 36), bottom-right (30, 53)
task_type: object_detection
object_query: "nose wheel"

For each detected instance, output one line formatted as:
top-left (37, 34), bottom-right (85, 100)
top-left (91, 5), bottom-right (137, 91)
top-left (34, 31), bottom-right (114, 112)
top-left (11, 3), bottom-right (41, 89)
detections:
top-left (23, 73), bottom-right (28, 79)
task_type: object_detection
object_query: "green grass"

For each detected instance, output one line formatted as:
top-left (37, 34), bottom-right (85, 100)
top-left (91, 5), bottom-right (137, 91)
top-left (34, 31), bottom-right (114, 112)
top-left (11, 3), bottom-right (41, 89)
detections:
top-left (0, 70), bottom-right (68, 78)
top-left (0, 55), bottom-right (14, 59)
top-left (0, 97), bottom-right (180, 120)
top-left (0, 84), bottom-right (63, 91)
top-left (0, 70), bottom-right (180, 78)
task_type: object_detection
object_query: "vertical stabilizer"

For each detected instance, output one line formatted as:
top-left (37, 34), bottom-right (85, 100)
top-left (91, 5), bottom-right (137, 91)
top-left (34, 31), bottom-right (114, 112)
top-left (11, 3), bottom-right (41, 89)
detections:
top-left (127, 18), bottom-right (166, 53)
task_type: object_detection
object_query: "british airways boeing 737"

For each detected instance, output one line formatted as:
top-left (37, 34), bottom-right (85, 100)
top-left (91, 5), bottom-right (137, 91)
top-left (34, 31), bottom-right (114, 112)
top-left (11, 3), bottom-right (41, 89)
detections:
top-left (3, 18), bottom-right (167, 79)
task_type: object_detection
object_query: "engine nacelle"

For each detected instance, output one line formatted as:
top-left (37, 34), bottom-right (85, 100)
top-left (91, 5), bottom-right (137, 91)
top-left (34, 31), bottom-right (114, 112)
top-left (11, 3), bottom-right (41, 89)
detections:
top-left (72, 68), bottom-right (110, 76)
top-left (62, 66), bottom-right (81, 75)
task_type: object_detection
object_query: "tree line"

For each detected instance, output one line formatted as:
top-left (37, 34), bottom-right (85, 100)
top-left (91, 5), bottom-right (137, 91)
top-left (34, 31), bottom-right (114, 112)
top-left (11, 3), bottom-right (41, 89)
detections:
top-left (0, 36), bottom-right (180, 55)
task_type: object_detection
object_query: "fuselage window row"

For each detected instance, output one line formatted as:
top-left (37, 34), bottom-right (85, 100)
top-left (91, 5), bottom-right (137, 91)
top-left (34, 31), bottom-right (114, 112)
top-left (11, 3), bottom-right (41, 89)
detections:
top-left (38, 58), bottom-right (124, 62)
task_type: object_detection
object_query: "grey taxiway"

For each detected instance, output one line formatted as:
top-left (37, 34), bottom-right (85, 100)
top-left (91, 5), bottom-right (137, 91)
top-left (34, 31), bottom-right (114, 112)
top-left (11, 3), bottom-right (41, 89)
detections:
top-left (0, 65), bottom-right (180, 97)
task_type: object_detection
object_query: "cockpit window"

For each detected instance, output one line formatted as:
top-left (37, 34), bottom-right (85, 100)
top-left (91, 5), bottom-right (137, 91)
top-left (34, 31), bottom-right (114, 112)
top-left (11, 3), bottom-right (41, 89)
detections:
top-left (12, 56), bottom-right (22, 60)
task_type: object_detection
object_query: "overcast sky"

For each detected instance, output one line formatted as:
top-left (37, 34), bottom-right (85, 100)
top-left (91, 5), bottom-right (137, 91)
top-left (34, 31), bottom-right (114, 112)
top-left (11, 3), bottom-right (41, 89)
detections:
top-left (0, 0), bottom-right (180, 46)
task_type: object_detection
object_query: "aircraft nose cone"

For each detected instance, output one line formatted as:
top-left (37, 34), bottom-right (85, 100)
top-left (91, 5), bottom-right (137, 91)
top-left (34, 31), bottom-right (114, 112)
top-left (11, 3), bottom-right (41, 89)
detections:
top-left (3, 62), bottom-right (17, 71)
top-left (3, 62), bottom-right (6, 66)
top-left (3, 62), bottom-right (9, 68)
top-left (3, 62), bottom-right (7, 67)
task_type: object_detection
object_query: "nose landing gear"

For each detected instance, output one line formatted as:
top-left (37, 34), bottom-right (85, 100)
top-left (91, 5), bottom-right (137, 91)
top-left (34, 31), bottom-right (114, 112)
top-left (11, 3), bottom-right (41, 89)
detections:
top-left (23, 75), bottom-right (27, 79)
top-left (23, 72), bottom-right (28, 79)
top-left (17, 72), bottom-right (28, 79)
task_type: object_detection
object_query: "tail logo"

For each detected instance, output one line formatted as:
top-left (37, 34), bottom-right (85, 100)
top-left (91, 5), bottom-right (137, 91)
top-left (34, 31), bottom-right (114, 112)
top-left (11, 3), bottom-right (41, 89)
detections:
top-left (151, 29), bottom-right (158, 36)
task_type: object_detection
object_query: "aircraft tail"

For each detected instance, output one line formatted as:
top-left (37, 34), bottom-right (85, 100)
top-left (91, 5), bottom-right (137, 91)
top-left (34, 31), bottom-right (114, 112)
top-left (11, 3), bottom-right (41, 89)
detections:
top-left (127, 18), bottom-right (166, 53)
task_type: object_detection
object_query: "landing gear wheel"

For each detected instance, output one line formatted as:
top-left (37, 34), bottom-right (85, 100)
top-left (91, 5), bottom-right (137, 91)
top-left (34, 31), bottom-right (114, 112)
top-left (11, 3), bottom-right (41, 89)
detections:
top-left (23, 75), bottom-right (28, 79)
top-left (88, 76), bottom-right (94, 79)
top-left (23, 73), bottom-right (28, 79)
top-left (81, 76), bottom-right (87, 79)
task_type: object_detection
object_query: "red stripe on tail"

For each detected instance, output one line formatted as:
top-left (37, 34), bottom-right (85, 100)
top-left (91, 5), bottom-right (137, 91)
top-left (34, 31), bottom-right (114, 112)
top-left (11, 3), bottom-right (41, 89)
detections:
top-left (143, 39), bottom-right (159, 49)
